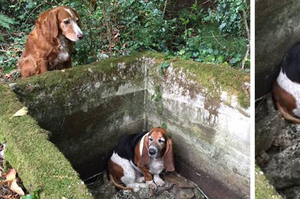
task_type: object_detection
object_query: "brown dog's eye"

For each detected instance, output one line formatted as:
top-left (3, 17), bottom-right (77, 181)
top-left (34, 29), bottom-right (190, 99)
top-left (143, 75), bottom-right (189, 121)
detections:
top-left (64, 20), bottom-right (70, 25)
top-left (159, 139), bottom-right (165, 143)
top-left (149, 137), bottom-right (153, 142)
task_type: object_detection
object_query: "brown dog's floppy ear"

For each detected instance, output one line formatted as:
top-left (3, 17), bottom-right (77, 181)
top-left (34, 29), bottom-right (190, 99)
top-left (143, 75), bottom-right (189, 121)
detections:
top-left (138, 135), bottom-right (150, 167)
top-left (164, 138), bottom-right (175, 172)
top-left (74, 9), bottom-right (82, 28)
top-left (41, 10), bottom-right (58, 40)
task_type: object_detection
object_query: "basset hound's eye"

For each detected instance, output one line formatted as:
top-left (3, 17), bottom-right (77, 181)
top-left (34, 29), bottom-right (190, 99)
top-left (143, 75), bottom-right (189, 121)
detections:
top-left (149, 137), bottom-right (153, 142)
top-left (159, 138), bottom-right (165, 143)
top-left (64, 19), bottom-right (71, 25)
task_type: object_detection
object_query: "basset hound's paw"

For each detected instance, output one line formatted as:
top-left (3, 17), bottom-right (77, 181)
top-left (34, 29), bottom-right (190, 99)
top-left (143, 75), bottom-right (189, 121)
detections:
top-left (154, 175), bottom-right (165, 187)
top-left (136, 176), bottom-right (145, 183)
top-left (146, 180), bottom-right (157, 190)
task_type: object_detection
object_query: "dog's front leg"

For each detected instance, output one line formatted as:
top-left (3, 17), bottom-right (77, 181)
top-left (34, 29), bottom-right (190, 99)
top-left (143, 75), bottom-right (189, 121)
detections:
top-left (139, 166), bottom-right (156, 190)
top-left (63, 58), bottom-right (72, 69)
top-left (39, 59), bottom-right (48, 75)
top-left (153, 174), bottom-right (165, 186)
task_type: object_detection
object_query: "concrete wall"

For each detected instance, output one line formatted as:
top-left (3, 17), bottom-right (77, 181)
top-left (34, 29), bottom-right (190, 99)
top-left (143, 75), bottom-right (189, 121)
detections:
top-left (11, 52), bottom-right (250, 198)
top-left (13, 56), bottom-right (147, 178)
top-left (146, 61), bottom-right (250, 198)
top-left (255, 0), bottom-right (300, 98)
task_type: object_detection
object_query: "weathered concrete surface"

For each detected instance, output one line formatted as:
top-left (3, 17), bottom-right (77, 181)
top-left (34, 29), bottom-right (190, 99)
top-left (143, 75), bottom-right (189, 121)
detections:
top-left (12, 56), bottom-right (147, 178)
top-left (263, 139), bottom-right (300, 199)
top-left (255, 94), bottom-right (300, 199)
top-left (255, 0), bottom-right (300, 98)
top-left (255, 94), bottom-right (285, 155)
top-left (146, 62), bottom-right (250, 198)
top-left (255, 2), bottom-right (300, 197)
top-left (10, 52), bottom-right (250, 198)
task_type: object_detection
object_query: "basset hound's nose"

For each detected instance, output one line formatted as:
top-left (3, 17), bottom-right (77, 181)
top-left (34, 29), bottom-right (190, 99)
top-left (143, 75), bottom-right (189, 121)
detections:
top-left (149, 148), bottom-right (157, 156)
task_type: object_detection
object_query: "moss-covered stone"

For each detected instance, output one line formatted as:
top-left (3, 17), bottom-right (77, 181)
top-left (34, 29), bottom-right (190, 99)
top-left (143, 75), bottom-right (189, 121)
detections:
top-left (0, 84), bottom-right (92, 199)
top-left (143, 51), bottom-right (249, 108)
top-left (15, 51), bottom-right (249, 109)
top-left (255, 165), bottom-right (283, 199)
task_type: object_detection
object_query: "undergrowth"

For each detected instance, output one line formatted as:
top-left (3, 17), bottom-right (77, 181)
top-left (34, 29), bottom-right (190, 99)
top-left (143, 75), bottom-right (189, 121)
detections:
top-left (0, 0), bottom-right (250, 73)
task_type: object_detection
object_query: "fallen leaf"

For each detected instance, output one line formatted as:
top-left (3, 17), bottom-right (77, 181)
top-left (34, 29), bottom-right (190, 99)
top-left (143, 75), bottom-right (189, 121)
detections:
top-left (1, 169), bottom-right (25, 196)
top-left (10, 107), bottom-right (28, 119)
top-left (5, 74), bottom-right (10, 79)
top-left (9, 178), bottom-right (25, 196)
top-left (4, 168), bottom-right (16, 181)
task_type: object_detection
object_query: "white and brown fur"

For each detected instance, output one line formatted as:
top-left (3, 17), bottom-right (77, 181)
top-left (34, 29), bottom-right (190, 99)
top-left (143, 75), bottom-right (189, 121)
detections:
top-left (273, 42), bottom-right (300, 123)
top-left (0, 143), bottom-right (6, 176)
top-left (107, 127), bottom-right (175, 192)
top-left (18, 6), bottom-right (83, 78)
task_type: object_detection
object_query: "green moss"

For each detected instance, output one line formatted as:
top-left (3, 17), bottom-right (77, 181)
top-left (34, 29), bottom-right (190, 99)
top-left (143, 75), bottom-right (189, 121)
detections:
top-left (16, 51), bottom-right (249, 109)
top-left (15, 52), bottom-right (146, 94)
top-left (0, 84), bottom-right (92, 199)
top-left (144, 51), bottom-right (250, 108)
top-left (255, 165), bottom-right (283, 199)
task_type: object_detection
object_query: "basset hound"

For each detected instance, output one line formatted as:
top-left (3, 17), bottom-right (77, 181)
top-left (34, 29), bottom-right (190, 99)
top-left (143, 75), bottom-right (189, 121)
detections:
top-left (273, 42), bottom-right (300, 123)
top-left (107, 127), bottom-right (175, 192)
top-left (18, 6), bottom-right (83, 78)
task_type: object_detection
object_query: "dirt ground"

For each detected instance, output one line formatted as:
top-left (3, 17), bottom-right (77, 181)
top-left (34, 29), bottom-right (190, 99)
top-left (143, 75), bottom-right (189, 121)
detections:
top-left (86, 171), bottom-right (207, 199)
top-left (0, 69), bottom-right (21, 83)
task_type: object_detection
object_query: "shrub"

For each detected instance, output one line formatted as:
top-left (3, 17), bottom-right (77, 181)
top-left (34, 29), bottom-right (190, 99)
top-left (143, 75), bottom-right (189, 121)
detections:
top-left (0, 0), bottom-right (250, 73)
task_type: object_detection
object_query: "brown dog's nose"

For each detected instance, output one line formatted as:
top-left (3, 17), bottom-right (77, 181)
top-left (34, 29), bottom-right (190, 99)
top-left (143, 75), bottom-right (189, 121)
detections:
top-left (77, 33), bottom-right (83, 40)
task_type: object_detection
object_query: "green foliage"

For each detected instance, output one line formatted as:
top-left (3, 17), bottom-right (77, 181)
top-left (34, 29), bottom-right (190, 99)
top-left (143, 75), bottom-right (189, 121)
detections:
top-left (152, 85), bottom-right (164, 116)
top-left (0, 13), bottom-right (14, 50)
top-left (174, 24), bottom-right (248, 67)
top-left (206, 0), bottom-right (249, 35)
top-left (22, 187), bottom-right (42, 199)
top-left (158, 61), bottom-right (170, 75)
top-left (161, 123), bottom-right (168, 130)
top-left (0, 0), bottom-right (250, 73)
top-left (0, 13), bottom-right (14, 30)
top-left (151, 85), bottom-right (162, 102)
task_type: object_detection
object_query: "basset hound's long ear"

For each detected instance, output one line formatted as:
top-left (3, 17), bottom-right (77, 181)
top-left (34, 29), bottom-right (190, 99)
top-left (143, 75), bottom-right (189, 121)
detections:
top-left (138, 135), bottom-right (150, 167)
top-left (164, 137), bottom-right (175, 172)
top-left (41, 10), bottom-right (58, 40)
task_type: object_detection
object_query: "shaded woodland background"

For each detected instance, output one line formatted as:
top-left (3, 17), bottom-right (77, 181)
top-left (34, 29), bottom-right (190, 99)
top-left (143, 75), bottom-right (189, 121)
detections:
top-left (0, 0), bottom-right (250, 73)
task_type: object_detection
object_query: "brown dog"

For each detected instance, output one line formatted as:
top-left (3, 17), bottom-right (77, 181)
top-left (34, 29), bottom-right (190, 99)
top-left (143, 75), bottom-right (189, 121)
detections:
top-left (107, 127), bottom-right (175, 192)
top-left (18, 6), bottom-right (83, 78)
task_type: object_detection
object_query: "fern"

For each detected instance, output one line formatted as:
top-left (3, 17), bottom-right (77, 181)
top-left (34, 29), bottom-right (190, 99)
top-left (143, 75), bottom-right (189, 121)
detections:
top-left (0, 13), bottom-right (14, 29)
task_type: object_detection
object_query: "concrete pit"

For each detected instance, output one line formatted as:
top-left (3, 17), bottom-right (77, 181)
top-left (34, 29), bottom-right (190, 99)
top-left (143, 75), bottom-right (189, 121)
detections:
top-left (0, 52), bottom-right (250, 198)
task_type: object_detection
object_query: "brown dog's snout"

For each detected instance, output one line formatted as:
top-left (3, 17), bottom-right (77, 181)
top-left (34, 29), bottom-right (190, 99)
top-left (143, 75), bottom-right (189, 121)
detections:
top-left (77, 33), bottom-right (83, 40)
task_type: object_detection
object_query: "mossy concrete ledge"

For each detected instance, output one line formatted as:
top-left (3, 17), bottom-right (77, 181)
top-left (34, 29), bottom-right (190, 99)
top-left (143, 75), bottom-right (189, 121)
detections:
top-left (5, 52), bottom-right (249, 199)
top-left (0, 85), bottom-right (92, 198)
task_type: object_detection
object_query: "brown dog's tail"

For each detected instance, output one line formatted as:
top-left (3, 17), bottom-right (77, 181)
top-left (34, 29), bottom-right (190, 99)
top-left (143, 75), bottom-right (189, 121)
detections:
top-left (108, 173), bottom-right (133, 191)
top-left (276, 102), bottom-right (300, 124)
